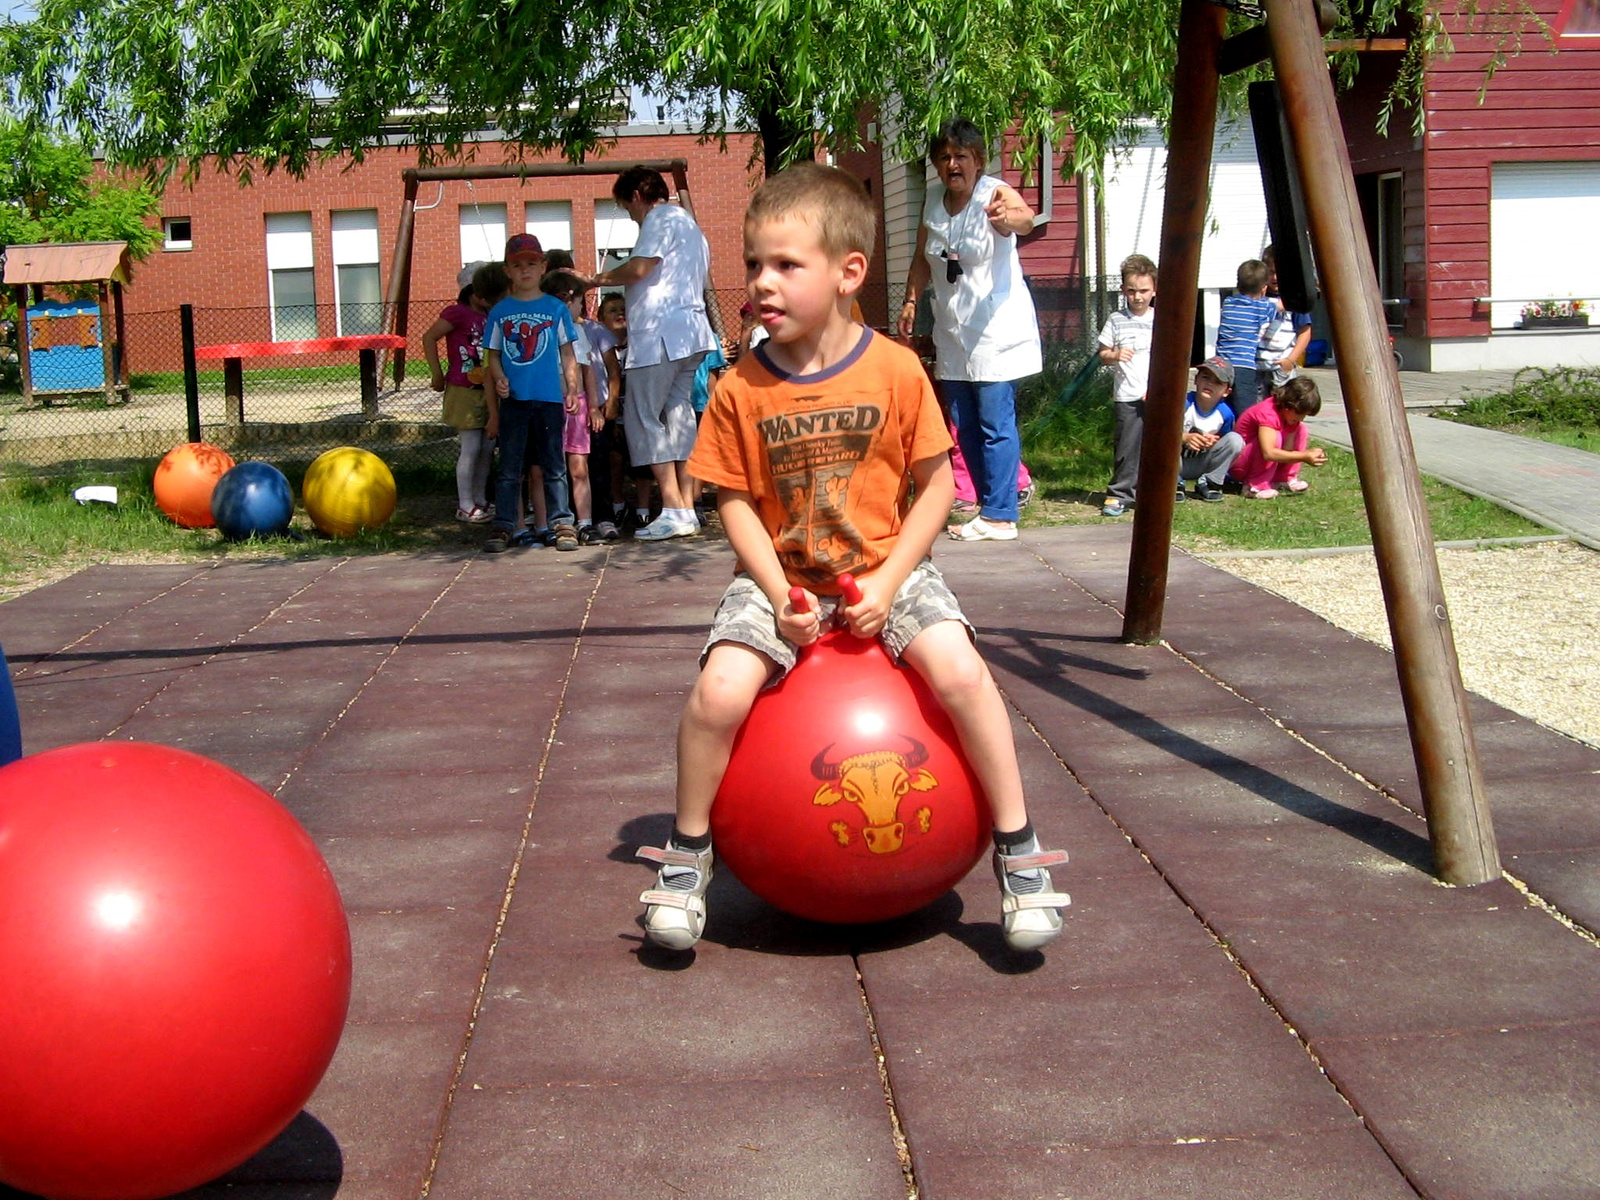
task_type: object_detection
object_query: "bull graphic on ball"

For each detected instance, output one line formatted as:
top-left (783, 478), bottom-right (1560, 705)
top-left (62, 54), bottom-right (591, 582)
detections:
top-left (811, 734), bottom-right (940, 854)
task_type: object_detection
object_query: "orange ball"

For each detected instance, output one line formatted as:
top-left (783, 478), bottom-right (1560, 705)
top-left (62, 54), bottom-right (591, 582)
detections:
top-left (153, 443), bottom-right (236, 528)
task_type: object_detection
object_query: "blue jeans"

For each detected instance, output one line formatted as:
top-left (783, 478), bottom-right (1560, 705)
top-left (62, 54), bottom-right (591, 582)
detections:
top-left (494, 400), bottom-right (572, 531)
top-left (945, 379), bottom-right (1021, 522)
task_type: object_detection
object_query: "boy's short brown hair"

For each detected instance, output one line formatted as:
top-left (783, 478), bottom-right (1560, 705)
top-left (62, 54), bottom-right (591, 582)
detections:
top-left (540, 269), bottom-right (583, 301)
top-left (744, 162), bottom-right (876, 263)
top-left (1275, 376), bottom-right (1322, 416)
top-left (1120, 254), bottom-right (1157, 285)
top-left (471, 262), bottom-right (510, 304)
top-left (1237, 259), bottom-right (1271, 294)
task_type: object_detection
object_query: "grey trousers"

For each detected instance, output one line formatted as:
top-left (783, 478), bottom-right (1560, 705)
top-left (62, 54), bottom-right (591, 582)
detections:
top-left (1179, 432), bottom-right (1245, 485)
top-left (1107, 400), bottom-right (1145, 503)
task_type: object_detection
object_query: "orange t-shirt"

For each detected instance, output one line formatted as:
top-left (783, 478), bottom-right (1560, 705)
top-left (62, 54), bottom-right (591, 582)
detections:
top-left (688, 327), bottom-right (953, 592)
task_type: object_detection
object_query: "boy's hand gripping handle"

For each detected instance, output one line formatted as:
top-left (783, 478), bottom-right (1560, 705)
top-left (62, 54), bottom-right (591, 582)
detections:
top-left (788, 574), bottom-right (864, 625)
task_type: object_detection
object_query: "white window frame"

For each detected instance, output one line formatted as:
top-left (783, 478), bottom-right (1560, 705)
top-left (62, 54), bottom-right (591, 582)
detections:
top-left (1489, 161), bottom-right (1600, 328)
top-left (593, 199), bottom-right (639, 275)
top-left (331, 209), bottom-right (382, 336)
top-left (524, 201), bottom-right (574, 259)
top-left (163, 216), bottom-right (193, 252)
top-left (265, 211), bottom-right (318, 341)
top-left (460, 203), bottom-right (507, 268)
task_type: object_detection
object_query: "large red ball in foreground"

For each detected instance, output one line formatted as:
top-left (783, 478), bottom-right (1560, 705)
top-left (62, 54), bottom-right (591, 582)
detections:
top-left (0, 742), bottom-right (352, 1200)
top-left (712, 628), bottom-right (990, 924)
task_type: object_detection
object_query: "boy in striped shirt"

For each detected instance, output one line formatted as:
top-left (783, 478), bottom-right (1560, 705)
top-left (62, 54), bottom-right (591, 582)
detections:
top-left (1215, 259), bottom-right (1279, 409)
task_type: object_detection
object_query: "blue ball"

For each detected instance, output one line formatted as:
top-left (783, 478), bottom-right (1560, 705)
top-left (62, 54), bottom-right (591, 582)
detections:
top-left (0, 641), bottom-right (20, 768)
top-left (210, 462), bottom-right (294, 540)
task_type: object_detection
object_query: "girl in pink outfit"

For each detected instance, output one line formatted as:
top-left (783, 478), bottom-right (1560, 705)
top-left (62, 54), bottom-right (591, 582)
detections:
top-left (1229, 376), bottom-right (1327, 499)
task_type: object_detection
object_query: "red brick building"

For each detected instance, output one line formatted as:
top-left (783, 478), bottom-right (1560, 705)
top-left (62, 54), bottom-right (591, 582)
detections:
top-left (124, 128), bottom-right (764, 369)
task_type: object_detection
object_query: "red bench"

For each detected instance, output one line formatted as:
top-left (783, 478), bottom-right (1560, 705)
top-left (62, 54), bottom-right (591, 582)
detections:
top-left (194, 334), bottom-right (406, 424)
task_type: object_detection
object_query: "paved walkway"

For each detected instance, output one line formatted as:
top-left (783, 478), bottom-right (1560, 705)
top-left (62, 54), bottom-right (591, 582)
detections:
top-left (1298, 366), bottom-right (1600, 550)
top-left (2, 532), bottom-right (1597, 1200)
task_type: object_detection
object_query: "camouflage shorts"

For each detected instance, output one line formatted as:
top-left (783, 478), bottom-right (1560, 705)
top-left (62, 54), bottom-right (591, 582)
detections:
top-left (701, 559), bottom-right (972, 681)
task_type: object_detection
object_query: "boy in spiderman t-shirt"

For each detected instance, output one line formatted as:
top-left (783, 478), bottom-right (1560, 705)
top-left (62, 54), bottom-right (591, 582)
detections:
top-left (482, 233), bottom-right (583, 553)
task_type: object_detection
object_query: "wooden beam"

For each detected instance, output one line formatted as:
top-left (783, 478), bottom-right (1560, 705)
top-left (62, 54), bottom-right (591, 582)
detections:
top-left (1324, 37), bottom-right (1408, 51)
top-left (1122, 0), bottom-right (1226, 642)
top-left (1264, 0), bottom-right (1500, 886)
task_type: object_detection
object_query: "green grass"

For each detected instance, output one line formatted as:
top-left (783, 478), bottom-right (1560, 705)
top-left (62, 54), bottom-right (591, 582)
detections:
top-left (0, 461), bottom-right (482, 597)
top-left (1435, 366), bottom-right (1600, 452)
top-left (1016, 350), bottom-right (1547, 551)
top-left (127, 363), bottom-right (364, 392)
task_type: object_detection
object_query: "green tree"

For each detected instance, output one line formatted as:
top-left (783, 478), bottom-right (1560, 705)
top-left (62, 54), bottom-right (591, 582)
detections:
top-left (0, 0), bottom-right (1503, 182)
top-left (0, 119), bottom-right (163, 255)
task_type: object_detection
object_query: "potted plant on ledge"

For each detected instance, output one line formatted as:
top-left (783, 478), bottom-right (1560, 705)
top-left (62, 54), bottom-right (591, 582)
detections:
top-left (1518, 299), bottom-right (1590, 330)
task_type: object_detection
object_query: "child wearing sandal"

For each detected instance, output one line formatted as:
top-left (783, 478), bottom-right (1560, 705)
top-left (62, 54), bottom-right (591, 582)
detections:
top-left (1229, 376), bottom-right (1327, 499)
top-left (636, 163), bottom-right (1070, 954)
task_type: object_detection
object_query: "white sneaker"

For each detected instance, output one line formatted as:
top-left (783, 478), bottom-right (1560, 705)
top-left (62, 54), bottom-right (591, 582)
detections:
top-left (993, 846), bottom-right (1071, 951)
top-left (637, 842), bottom-right (714, 949)
top-left (634, 515), bottom-right (699, 541)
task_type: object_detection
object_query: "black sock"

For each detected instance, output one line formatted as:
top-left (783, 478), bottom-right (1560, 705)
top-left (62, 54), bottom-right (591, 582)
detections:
top-left (993, 821), bottom-right (1035, 853)
top-left (671, 827), bottom-right (712, 852)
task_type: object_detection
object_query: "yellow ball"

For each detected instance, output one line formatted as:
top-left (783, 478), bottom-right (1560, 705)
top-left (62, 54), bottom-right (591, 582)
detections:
top-left (302, 447), bottom-right (397, 538)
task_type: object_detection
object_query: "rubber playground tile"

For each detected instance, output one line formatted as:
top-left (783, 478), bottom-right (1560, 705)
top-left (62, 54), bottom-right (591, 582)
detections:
top-left (1506, 847), bottom-right (1600, 936)
top-left (309, 716), bottom-right (554, 774)
top-left (870, 973), bottom-right (1356, 1156)
top-left (0, 564), bottom-right (206, 661)
top-left (532, 756), bottom-right (679, 834)
top-left (491, 843), bottom-right (856, 960)
top-left (988, 639), bottom-right (1234, 720)
top-left (314, 826), bottom-right (522, 913)
top-left (7, 680), bottom-right (176, 747)
top-left (333, 673), bottom-right (565, 724)
top-left (278, 767), bottom-right (537, 836)
top-left (909, 1129), bottom-right (1419, 1200)
top-left (1009, 735), bottom-right (1161, 880)
top-left (130, 671), bottom-right (361, 717)
top-left (1043, 708), bottom-right (1322, 778)
top-left (344, 904), bottom-right (500, 1025)
top-left (1465, 713), bottom-right (1600, 778)
top-left (1316, 1022), bottom-right (1600, 1200)
top-left (857, 867), bottom-right (1235, 998)
top-left (1479, 773), bottom-right (1600, 854)
top-left (544, 681), bottom-right (694, 743)
top-left (1069, 750), bottom-right (1407, 841)
top-left (300, 1018), bottom-right (465, 1185)
top-left (1222, 899), bottom-right (1600, 1040)
top-left (1232, 666), bottom-right (1414, 732)
top-left (1139, 821), bottom-right (1462, 922)
top-left (462, 944), bottom-right (873, 1090)
top-left (424, 1072), bottom-right (910, 1200)
top-left (108, 725), bottom-right (325, 778)
top-left (113, 704), bottom-right (333, 752)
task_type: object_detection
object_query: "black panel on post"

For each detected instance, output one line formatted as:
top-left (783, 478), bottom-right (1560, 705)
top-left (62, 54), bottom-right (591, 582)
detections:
top-left (1248, 79), bottom-right (1318, 313)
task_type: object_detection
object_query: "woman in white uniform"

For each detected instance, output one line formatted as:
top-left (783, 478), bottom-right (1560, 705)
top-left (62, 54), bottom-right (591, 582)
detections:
top-left (898, 118), bottom-right (1042, 542)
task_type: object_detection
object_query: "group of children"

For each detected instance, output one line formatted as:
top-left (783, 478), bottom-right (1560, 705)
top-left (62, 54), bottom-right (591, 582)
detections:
top-left (423, 240), bottom-right (667, 551)
top-left (1097, 249), bottom-right (1325, 515)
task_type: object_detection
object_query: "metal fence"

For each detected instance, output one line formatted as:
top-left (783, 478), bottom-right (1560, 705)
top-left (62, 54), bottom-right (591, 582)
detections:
top-left (0, 278), bottom-right (1106, 474)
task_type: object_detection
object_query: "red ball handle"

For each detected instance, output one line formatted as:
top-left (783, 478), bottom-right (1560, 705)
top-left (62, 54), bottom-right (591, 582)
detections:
top-left (788, 586), bottom-right (811, 615)
top-left (838, 573), bottom-right (863, 605)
